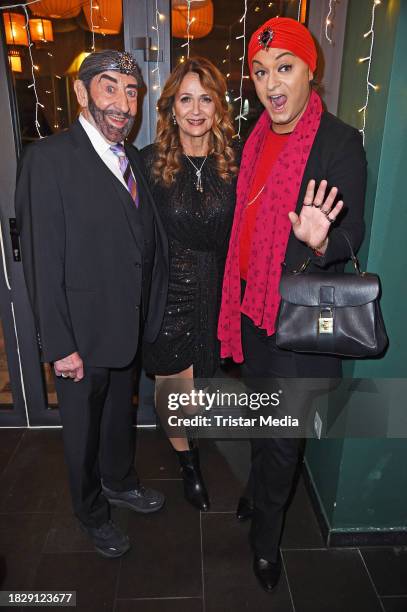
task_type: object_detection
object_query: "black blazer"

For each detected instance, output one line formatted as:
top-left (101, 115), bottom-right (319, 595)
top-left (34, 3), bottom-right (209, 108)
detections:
top-left (284, 111), bottom-right (367, 272)
top-left (15, 119), bottom-right (168, 367)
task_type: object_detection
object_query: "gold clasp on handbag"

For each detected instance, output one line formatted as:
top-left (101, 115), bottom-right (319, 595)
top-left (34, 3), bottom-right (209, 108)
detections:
top-left (319, 308), bottom-right (334, 334)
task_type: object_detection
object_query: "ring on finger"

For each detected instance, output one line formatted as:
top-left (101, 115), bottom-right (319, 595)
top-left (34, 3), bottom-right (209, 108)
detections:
top-left (321, 209), bottom-right (335, 223)
top-left (61, 373), bottom-right (68, 378)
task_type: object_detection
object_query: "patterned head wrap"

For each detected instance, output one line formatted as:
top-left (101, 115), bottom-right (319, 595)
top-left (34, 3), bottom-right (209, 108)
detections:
top-left (78, 50), bottom-right (143, 86)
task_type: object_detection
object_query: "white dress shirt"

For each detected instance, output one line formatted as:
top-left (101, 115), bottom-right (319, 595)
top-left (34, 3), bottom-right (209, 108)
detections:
top-left (79, 113), bottom-right (127, 190)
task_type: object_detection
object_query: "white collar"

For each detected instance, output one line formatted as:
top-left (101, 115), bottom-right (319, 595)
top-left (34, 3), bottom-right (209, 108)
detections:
top-left (79, 113), bottom-right (123, 155)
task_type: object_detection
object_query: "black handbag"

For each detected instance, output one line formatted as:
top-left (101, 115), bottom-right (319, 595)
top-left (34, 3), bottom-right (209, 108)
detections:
top-left (275, 232), bottom-right (388, 357)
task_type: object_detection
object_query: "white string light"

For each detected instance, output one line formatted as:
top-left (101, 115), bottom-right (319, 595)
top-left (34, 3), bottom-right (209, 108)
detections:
top-left (325, 0), bottom-right (338, 45)
top-left (0, 0), bottom-right (40, 9)
top-left (90, 0), bottom-right (96, 51)
top-left (179, 0), bottom-right (208, 58)
top-left (0, 2), bottom-right (66, 137)
top-left (180, 0), bottom-right (192, 57)
top-left (151, 1), bottom-right (162, 93)
top-left (234, 0), bottom-right (248, 138)
top-left (225, 29), bottom-right (231, 80)
top-left (358, 0), bottom-right (382, 145)
top-left (23, 4), bottom-right (44, 138)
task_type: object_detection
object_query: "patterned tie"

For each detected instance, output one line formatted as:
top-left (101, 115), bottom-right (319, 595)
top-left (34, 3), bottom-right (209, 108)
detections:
top-left (110, 143), bottom-right (139, 208)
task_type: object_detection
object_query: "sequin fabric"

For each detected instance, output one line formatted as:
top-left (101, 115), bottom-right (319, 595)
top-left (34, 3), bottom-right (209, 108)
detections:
top-left (141, 144), bottom-right (239, 378)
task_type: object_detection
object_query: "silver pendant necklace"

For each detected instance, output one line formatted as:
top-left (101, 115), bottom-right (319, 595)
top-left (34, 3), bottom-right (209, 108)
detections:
top-left (184, 153), bottom-right (208, 193)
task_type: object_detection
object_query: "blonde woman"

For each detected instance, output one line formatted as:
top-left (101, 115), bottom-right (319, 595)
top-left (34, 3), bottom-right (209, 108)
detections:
top-left (141, 57), bottom-right (239, 511)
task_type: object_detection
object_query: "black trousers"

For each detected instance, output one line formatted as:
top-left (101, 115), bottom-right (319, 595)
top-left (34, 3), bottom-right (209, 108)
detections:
top-left (55, 362), bottom-right (139, 528)
top-left (241, 310), bottom-right (341, 562)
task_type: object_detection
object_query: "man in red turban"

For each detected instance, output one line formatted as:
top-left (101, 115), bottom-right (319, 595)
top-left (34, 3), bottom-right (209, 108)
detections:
top-left (219, 17), bottom-right (367, 591)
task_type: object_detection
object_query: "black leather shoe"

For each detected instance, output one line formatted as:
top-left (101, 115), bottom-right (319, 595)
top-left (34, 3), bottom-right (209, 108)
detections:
top-left (176, 447), bottom-right (210, 511)
top-left (253, 553), bottom-right (282, 592)
top-left (102, 483), bottom-right (165, 513)
top-left (236, 496), bottom-right (253, 521)
top-left (80, 519), bottom-right (130, 558)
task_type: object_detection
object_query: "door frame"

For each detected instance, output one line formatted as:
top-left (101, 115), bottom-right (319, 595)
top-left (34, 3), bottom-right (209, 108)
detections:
top-left (0, 17), bottom-right (47, 427)
top-left (0, 1), bottom-right (171, 428)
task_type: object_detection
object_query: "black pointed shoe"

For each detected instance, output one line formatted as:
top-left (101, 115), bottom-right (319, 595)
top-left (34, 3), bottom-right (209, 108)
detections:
top-left (176, 447), bottom-right (210, 511)
top-left (236, 496), bottom-right (254, 521)
top-left (80, 519), bottom-right (130, 559)
top-left (253, 552), bottom-right (282, 592)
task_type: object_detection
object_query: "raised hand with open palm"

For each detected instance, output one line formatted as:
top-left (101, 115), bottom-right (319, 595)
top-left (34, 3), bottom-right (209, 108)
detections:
top-left (288, 179), bottom-right (344, 253)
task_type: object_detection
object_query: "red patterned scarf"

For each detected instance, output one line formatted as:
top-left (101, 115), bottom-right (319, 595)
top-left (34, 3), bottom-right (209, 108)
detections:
top-left (218, 90), bottom-right (322, 363)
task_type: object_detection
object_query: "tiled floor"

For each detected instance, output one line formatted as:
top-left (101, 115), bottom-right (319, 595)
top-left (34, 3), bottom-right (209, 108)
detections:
top-left (0, 429), bottom-right (406, 612)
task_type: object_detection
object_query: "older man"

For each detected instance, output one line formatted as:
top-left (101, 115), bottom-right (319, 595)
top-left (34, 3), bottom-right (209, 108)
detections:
top-left (16, 50), bottom-right (168, 558)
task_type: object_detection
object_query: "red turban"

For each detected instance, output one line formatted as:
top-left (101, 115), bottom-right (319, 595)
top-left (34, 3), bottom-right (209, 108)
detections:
top-left (248, 17), bottom-right (317, 73)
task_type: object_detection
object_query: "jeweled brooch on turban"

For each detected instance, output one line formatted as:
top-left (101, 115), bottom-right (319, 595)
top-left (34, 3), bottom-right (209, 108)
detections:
top-left (116, 51), bottom-right (139, 75)
top-left (258, 27), bottom-right (274, 50)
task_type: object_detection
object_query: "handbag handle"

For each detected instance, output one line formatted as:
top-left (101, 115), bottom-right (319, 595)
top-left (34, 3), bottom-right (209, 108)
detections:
top-left (336, 228), bottom-right (363, 275)
top-left (288, 228), bottom-right (364, 275)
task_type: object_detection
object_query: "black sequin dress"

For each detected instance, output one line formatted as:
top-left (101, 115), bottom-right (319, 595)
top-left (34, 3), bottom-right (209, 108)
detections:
top-left (141, 144), bottom-right (238, 378)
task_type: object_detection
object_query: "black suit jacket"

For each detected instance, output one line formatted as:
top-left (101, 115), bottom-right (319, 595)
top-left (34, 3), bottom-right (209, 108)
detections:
top-left (15, 119), bottom-right (168, 367)
top-left (284, 111), bottom-right (367, 272)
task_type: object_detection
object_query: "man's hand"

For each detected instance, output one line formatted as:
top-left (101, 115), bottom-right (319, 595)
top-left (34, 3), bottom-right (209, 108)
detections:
top-left (288, 179), bottom-right (344, 251)
top-left (54, 351), bottom-right (84, 382)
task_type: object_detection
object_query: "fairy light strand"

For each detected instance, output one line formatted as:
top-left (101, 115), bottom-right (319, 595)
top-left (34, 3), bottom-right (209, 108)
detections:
top-left (186, 0), bottom-right (191, 57)
top-left (90, 0), bottom-right (96, 51)
top-left (179, 0), bottom-right (208, 58)
top-left (325, 0), bottom-right (337, 45)
top-left (358, 0), bottom-right (381, 145)
top-left (23, 4), bottom-right (44, 138)
top-left (180, 0), bottom-right (192, 57)
top-left (0, 0), bottom-right (41, 9)
top-left (234, 0), bottom-right (248, 138)
top-left (0, 1), bottom-right (54, 138)
top-left (151, 0), bottom-right (162, 93)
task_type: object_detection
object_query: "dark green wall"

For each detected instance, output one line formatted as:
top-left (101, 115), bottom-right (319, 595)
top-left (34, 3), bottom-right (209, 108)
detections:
top-left (305, 439), bottom-right (344, 526)
top-left (305, 0), bottom-right (407, 535)
top-left (334, 439), bottom-right (407, 528)
top-left (338, 0), bottom-right (401, 265)
top-left (351, 0), bottom-right (407, 378)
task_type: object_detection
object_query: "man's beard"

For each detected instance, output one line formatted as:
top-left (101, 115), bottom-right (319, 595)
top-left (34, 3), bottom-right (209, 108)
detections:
top-left (88, 97), bottom-right (135, 142)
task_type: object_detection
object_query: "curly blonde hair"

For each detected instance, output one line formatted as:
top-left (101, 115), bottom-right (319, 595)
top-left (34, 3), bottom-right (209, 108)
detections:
top-left (152, 56), bottom-right (238, 186)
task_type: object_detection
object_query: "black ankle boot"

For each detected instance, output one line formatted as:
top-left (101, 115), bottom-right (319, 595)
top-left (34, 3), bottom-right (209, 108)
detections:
top-left (176, 447), bottom-right (210, 511)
